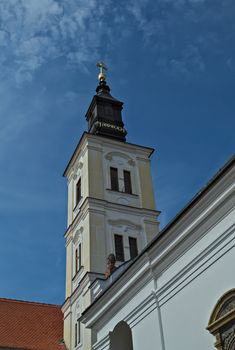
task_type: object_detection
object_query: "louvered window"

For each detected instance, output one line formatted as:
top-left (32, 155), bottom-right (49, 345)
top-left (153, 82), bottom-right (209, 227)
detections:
top-left (123, 170), bottom-right (132, 194)
top-left (129, 237), bottom-right (138, 259)
top-left (114, 234), bottom-right (124, 261)
top-left (110, 167), bottom-right (119, 191)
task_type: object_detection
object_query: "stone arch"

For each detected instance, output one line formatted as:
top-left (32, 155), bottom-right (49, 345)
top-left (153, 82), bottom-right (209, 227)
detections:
top-left (110, 321), bottom-right (134, 350)
top-left (207, 289), bottom-right (235, 350)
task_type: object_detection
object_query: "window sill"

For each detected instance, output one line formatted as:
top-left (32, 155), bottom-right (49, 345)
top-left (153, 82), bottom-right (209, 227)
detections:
top-left (73, 197), bottom-right (83, 212)
top-left (116, 260), bottom-right (125, 264)
top-left (75, 342), bottom-right (82, 350)
top-left (106, 189), bottom-right (138, 198)
top-left (72, 266), bottom-right (84, 281)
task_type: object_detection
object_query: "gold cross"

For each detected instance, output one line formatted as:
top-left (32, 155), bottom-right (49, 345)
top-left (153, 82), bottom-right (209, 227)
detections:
top-left (96, 62), bottom-right (107, 81)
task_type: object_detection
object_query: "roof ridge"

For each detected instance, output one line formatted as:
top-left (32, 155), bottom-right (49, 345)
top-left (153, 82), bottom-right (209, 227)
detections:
top-left (0, 296), bottom-right (61, 308)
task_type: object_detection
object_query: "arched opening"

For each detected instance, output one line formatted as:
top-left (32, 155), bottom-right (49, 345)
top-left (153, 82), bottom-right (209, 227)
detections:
top-left (207, 289), bottom-right (235, 350)
top-left (110, 321), bottom-right (134, 350)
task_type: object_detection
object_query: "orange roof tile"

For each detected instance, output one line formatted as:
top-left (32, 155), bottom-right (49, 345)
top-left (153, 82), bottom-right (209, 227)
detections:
top-left (0, 298), bottom-right (66, 350)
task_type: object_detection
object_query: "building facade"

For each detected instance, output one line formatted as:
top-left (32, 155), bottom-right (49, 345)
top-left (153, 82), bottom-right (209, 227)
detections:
top-left (81, 155), bottom-right (235, 350)
top-left (62, 70), bottom-right (160, 350)
top-left (62, 68), bottom-right (235, 350)
top-left (0, 68), bottom-right (233, 350)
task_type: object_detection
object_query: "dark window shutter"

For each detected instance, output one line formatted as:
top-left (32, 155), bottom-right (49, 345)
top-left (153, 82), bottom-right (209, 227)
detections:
top-left (75, 244), bottom-right (82, 274)
top-left (75, 320), bottom-right (81, 346)
top-left (75, 248), bottom-right (78, 273)
top-left (129, 237), bottom-right (138, 259)
top-left (78, 243), bottom-right (81, 270)
top-left (110, 167), bottom-right (119, 191)
top-left (75, 322), bottom-right (78, 347)
top-left (78, 320), bottom-right (81, 343)
top-left (123, 170), bottom-right (132, 194)
top-left (114, 234), bottom-right (124, 261)
top-left (76, 178), bottom-right (81, 205)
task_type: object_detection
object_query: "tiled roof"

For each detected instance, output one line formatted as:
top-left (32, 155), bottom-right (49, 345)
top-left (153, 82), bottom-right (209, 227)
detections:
top-left (0, 298), bottom-right (66, 350)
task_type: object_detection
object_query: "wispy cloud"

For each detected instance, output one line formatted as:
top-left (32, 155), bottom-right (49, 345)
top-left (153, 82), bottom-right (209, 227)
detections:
top-left (0, 0), bottom-right (114, 83)
top-left (125, 0), bottom-right (234, 77)
top-left (0, 0), bottom-right (234, 83)
top-left (0, 0), bottom-right (233, 155)
top-left (161, 44), bottom-right (205, 78)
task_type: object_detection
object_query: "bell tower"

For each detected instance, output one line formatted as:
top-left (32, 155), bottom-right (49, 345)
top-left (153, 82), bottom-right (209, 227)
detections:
top-left (62, 64), bottom-right (160, 350)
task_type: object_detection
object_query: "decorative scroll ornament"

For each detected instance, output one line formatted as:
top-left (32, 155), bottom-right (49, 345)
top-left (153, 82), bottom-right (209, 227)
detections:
top-left (73, 226), bottom-right (84, 244)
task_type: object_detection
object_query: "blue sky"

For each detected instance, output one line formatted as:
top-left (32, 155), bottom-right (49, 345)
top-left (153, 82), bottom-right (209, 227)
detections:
top-left (0, 0), bottom-right (234, 305)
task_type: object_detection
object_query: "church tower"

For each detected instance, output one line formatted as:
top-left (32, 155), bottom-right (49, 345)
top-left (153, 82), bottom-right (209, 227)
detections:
top-left (62, 64), bottom-right (160, 350)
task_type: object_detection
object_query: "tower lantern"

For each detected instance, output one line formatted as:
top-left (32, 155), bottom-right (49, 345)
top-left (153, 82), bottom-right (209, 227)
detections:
top-left (85, 62), bottom-right (127, 141)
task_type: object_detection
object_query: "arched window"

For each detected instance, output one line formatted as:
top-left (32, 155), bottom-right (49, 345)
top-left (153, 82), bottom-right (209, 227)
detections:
top-left (207, 289), bottom-right (235, 350)
top-left (110, 321), bottom-right (134, 350)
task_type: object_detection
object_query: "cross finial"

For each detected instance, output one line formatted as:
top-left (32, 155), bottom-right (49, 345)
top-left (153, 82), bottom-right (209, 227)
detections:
top-left (96, 62), bottom-right (107, 81)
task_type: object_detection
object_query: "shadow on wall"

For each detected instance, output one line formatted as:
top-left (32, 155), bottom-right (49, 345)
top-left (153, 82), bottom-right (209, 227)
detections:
top-left (110, 321), bottom-right (134, 350)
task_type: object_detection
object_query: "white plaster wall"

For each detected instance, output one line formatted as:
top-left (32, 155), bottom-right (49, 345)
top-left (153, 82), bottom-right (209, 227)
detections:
top-left (89, 190), bottom-right (234, 350)
top-left (131, 311), bottom-right (162, 350)
top-left (95, 280), bottom-right (156, 342)
top-left (161, 244), bottom-right (234, 350)
top-left (157, 207), bottom-right (234, 294)
top-left (93, 239), bottom-right (234, 350)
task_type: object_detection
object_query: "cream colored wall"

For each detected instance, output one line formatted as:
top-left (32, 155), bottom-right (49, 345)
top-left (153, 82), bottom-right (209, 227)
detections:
top-left (88, 147), bottom-right (104, 200)
top-left (89, 212), bottom-right (107, 273)
top-left (83, 328), bottom-right (92, 350)
top-left (81, 148), bottom-right (89, 203)
top-left (65, 236), bottom-right (73, 298)
top-left (82, 215), bottom-right (91, 272)
top-left (137, 158), bottom-right (156, 210)
top-left (63, 133), bottom-right (159, 350)
top-left (67, 179), bottom-right (73, 226)
top-left (63, 311), bottom-right (72, 350)
top-left (143, 219), bottom-right (160, 243)
top-left (66, 142), bottom-right (89, 227)
top-left (65, 134), bottom-right (160, 298)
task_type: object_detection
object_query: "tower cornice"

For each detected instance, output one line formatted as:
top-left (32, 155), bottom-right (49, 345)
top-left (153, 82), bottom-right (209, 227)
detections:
top-left (63, 132), bottom-right (155, 178)
top-left (64, 196), bottom-right (160, 240)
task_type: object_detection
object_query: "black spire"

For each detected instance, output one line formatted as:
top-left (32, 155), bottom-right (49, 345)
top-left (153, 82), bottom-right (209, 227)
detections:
top-left (85, 63), bottom-right (127, 142)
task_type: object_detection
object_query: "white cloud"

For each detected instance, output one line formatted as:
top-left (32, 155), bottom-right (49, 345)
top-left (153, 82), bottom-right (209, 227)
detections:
top-left (0, 0), bottom-right (233, 83)
top-left (125, 0), bottom-right (234, 77)
top-left (0, 0), bottom-right (114, 84)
